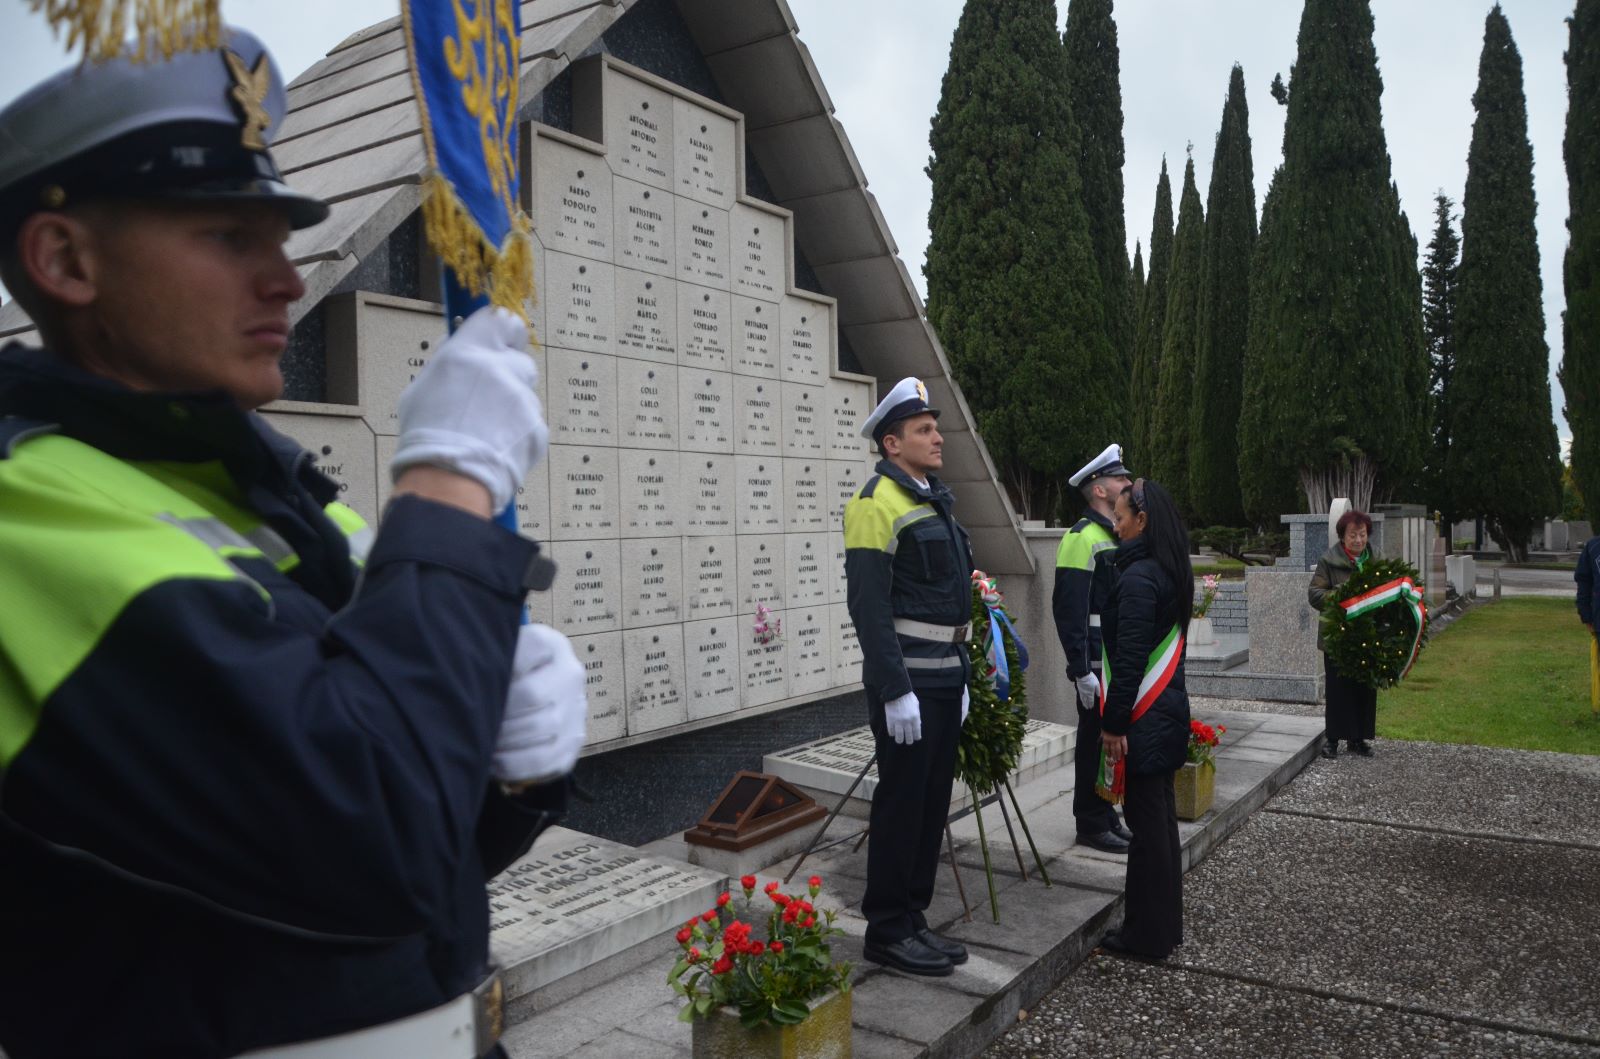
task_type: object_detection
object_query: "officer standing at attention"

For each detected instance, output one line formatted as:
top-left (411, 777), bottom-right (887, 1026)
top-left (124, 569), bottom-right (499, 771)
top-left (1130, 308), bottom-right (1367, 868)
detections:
top-left (844, 377), bottom-right (974, 977)
top-left (0, 28), bottom-right (586, 1059)
top-left (1054, 444), bottom-right (1136, 854)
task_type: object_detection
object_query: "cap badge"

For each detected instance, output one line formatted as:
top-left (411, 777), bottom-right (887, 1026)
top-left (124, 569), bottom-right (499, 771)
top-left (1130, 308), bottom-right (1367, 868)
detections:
top-left (224, 50), bottom-right (273, 150)
top-left (915, 380), bottom-right (927, 403)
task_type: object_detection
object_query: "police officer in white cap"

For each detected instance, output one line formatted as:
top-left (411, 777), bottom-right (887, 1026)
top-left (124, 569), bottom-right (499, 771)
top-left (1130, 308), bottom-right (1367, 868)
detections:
top-left (843, 377), bottom-right (974, 977)
top-left (1053, 444), bottom-right (1136, 853)
top-left (0, 26), bottom-right (582, 1058)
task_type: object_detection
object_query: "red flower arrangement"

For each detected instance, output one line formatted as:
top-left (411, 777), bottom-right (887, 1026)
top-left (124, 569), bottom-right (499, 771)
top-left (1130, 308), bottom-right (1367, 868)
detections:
top-left (1187, 719), bottom-right (1226, 768)
top-left (669, 874), bottom-right (851, 1028)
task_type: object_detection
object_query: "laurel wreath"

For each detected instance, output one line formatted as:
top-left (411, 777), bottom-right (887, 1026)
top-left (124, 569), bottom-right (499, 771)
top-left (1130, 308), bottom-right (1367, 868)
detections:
top-left (956, 583), bottom-right (1029, 795)
top-left (1319, 556), bottom-right (1428, 690)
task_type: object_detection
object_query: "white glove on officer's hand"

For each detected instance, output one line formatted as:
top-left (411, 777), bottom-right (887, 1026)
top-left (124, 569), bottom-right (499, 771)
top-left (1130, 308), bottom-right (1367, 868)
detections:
top-left (1075, 672), bottom-right (1101, 709)
top-left (391, 306), bottom-right (548, 512)
top-left (884, 691), bottom-right (922, 745)
top-left (960, 685), bottom-right (970, 726)
top-left (492, 624), bottom-right (588, 785)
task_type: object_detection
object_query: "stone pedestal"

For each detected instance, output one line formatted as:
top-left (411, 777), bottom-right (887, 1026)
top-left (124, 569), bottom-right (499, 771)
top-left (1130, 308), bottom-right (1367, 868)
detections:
top-left (1244, 567), bottom-right (1322, 699)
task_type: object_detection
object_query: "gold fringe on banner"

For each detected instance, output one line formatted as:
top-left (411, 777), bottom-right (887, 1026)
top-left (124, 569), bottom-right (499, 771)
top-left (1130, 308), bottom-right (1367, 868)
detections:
top-left (420, 170), bottom-right (537, 332)
top-left (29, 0), bottom-right (221, 63)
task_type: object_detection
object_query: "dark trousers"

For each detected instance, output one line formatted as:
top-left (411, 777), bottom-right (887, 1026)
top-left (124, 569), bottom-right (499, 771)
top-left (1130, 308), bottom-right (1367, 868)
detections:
top-left (1072, 679), bottom-right (1119, 835)
top-left (1323, 654), bottom-right (1377, 743)
top-left (1120, 767), bottom-right (1183, 958)
top-left (863, 685), bottom-right (962, 945)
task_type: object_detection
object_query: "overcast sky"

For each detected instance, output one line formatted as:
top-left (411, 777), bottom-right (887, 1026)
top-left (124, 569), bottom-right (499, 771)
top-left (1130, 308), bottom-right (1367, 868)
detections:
top-left (0, 0), bottom-right (1578, 445)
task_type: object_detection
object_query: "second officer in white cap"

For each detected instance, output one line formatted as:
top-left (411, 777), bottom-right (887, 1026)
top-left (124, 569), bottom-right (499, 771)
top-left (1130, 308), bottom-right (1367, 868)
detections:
top-left (844, 377), bottom-right (974, 976)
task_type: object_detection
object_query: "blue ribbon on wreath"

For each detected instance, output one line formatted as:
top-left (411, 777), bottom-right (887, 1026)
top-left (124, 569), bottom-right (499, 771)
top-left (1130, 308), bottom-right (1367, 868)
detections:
top-left (983, 605), bottom-right (1029, 702)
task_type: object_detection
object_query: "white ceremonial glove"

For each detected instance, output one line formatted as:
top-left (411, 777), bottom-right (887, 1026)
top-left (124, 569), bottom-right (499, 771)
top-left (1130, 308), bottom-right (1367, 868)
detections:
top-left (1075, 671), bottom-right (1101, 710)
top-left (884, 691), bottom-right (922, 745)
top-left (390, 306), bottom-right (548, 512)
top-left (960, 685), bottom-right (970, 726)
top-left (492, 624), bottom-right (588, 785)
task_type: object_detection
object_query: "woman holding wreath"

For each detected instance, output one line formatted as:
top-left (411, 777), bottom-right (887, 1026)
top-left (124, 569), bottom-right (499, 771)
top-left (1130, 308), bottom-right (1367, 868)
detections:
top-left (1098, 479), bottom-right (1191, 961)
top-left (1308, 510), bottom-right (1380, 758)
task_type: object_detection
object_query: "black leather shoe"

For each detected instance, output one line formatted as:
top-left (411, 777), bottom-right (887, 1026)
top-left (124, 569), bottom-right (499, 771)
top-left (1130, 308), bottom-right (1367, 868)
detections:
top-left (1321, 740), bottom-right (1339, 759)
top-left (1351, 740), bottom-right (1374, 757)
top-left (1078, 829), bottom-right (1131, 854)
top-left (1100, 931), bottom-right (1168, 961)
top-left (863, 936), bottom-right (954, 977)
top-left (914, 927), bottom-right (968, 964)
top-left (1109, 820), bottom-right (1134, 843)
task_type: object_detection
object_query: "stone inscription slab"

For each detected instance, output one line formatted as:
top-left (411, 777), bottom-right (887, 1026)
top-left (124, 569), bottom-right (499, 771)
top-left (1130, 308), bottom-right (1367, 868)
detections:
top-left (532, 137), bottom-right (611, 261)
top-left (549, 446), bottom-right (619, 540)
top-left (737, 533), bottom-right (784, 614)
top-left (733, 375), bottom-right (780, 455)
top-left (678, 370), bottom-right (732, 452)
top-left (621, 537), bottom-right (683, 627)
top-left (825, 377), bottom-right (872, 461)
top-left (514, 459), bottom-right (552, 542)
top-left (547, 349), bottom-right (617, 445)
top-left (546, 253), bottom-right (614, 354)
top-left (785, 608), bottom-right (832, 697)
top-left (784, 459), bottom-right (825, 532)
top-left (676, 285), bottom-right (730, 370)
top-left (260, 413), bottom-right (380, 528)
top-left (827, 531), bottom-right (848, 604)
top-left (618, 449), bottom-right (679, 536)
top-left (605, 68), bottom-right (674, 190)
top-left (570, 632), bottom-right (624, 743)
top-left (551, 540), bottom-right (621, 634)
top-left (684, 455), bottom-right (733, 536)
top-left (831, 602), bottom-right (862, 687)
top-left (784, 533), bottom-right (828, 608)
top-left (741, 638), bottom-right (787, 708)
top-left (827, 459), bottom-right (872, 525)
top-left (617, 360), bottom-right (677, 448)
top-left (731, 203), bottom-right (782, 303)
top-left (613, 269), bottom-right (677, 363)
top-left (683, 617), bottom-right (739, 720)
top-left (731, 294), bottom-right (778, 378)
top-left (780, 295), bottom-right (827, 385)
top-left (614, 177), bottom-right (675, 277)
top-left (347, 298), bottom-right (441, 437)
top-left (624, 626), bottom-right (687, 734)
top-left (682, 535), bottom-right (734, 618)
top-left (736, 455), bottom-right (784, 533)
top-left (675, 203), bottom-right (729, 290)
top-left (781, 382), bottom-right (824, 458)
top-left (672, 96), bottom-right (735, 208)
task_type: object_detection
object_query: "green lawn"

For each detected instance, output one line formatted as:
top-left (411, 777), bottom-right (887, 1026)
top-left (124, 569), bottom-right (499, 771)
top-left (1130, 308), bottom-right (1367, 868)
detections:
top-left (1192, 557), bottom-right (1247, 579)
top-left (1377, 597), bottom-right (1600, 755)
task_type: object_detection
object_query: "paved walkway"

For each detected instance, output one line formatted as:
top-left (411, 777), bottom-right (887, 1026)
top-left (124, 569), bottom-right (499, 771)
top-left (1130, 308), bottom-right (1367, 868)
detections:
top-left (982, 739), bottom-right (1600, 1058)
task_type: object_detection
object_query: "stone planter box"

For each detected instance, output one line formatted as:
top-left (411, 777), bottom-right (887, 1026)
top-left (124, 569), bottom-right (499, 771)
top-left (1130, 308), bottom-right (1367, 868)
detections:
top-left (690, 988), bottom-right (852, 1059)
top-left (1174, 760), bottom-right (1215, 821)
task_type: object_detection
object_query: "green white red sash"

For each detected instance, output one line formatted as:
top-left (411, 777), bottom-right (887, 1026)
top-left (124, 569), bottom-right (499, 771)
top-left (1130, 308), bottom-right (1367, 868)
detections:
top-left (1339, 576), bottom-right (1428, 678)
top-left (1094, 624), bottom-right (1184, 805)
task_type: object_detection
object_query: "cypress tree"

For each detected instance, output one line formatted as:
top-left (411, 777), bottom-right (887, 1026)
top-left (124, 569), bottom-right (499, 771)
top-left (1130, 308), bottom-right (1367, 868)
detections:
top-left (1149, 152), bottom-right (1204, 516)
top-left (1189, 65), bottom-right (1257, 526)
top-left (1448, 6), bottom-right (1561, 559)
top-left (1130, 160), bottom-right (1174, 469)
top-left (1561, 0), bottom-right (1600, 518)
top-left (925, 0), bottom-right (1111, 520)
top-left (1237, 0), bottom-right (1428, 522)
top-left (1064, 0), bottom-right (1132, 391)
top-left (1421, 193), bottom-right (1460, 539)
top-left (1130, 240), bottom-right (1145, 328)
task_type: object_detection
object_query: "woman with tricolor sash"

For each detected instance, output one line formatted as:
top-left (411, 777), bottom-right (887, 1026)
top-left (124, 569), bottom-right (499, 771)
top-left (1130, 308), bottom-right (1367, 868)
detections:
top-left (1308, 509), bottom-right (1380, 759)
top-left (1097, 478), bottom-right (1192, 961)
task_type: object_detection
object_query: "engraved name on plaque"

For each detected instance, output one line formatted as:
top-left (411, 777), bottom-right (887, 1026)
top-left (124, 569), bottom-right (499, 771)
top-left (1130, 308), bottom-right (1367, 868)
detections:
top-left (683, 617), bottom-right (739, 720)
top-left (682, 535), bottom-right (734, 618)
top-left (259, 412), bottom-right (379, 528)
top-left (672, 96), bottom-right (734, 208)
top-left (736, 456), bottom-right (784, 534)
top-left (546, 253), bottom-right (614, 354)
top-left (604, 68), bottom-right (673, 190)
top-left (531, 135), bottom-right (611, 261)
top-left (784, 534), bottom-right (828, 609)
top-left (624, 627), bottom-right (687, 734)
top-left (827, 531), bottom-right (848, 604)
top-left (780, 294), bottom-right (828, 386)
top-left (741, 634), bottom-right (786, 708)
top-left (548, 349), bottom-right (617, 445)
top-left (831, 602), bottom-right (863, 688)
top-left (677, 286), bottom-right (729, 371)
top-left (552, 540), bottom-right (621, 633)
top-left (619, 450), bottom-right (679, 536)
top-left (675, 204), bottom-right (728, 290)
top-left (617, 360), bottom-right (677, 448)
top-left (571, 632), bottom-right (625, 743)
top-left (826, 376), bottom-right (872, 460)
top-left (738, 534), bottom-right (784, 614)
top-left (614, 178), bottom-right (675, 277)
top-left (622, 538), bottom-right (683, 628)
top-left (550, 446), bottom-right (619, 540)
top-left (827, 459), bottom-right (871, 525)
top-left (515, 460), bottom-right (551, 541)
top-left (731, 295), bottom-right (778, 378)
top-left (733, 376), bottom-right (780, 455)
top-left (678, 371), bottom-right (732, 452)
top-left (684, 455), bottom-right (732, 536)
top-left (783, 460), bottom-right (825, 532)
top-left (731, 203), bottom-right (783, 303)
top-left (613, 270), bottom-right (677, 363)
top-left (781, 382), bottom-right (823, 458)
top-left (785, 608), bottom-right (831, 696)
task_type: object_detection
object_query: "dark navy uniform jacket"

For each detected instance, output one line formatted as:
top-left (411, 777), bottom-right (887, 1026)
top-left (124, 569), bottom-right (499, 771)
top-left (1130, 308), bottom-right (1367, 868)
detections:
top-left (0, 346), bottom-right (564, 1058)
top-left (1578, 536), bottom-right (1600, 627)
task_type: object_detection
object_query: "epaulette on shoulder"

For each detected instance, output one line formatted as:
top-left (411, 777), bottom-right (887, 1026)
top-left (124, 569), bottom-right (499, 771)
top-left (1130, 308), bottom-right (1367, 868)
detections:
top-left (859, 474), bottom-right (883, 499)
top-left (0, 417), bottom-right (57, 459)
top-left (1069, 516), bottom-right (1092, 534)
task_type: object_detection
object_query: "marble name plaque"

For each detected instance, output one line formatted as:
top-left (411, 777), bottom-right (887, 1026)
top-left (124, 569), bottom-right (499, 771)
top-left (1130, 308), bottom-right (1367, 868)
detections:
top-left (514, 460), bottom-right (552, 542)
top-left (571, 632), bottom-right (625, 743)
top-left (675, 204), bottom-right (729, 290)
top-left (548, 349), bottom-right (617, 445)
top-left (784, 533), bottom-right (829, 608)
top-left (678, 371), bottom-right (732, 452)
top-left (677, 285), bottom-right (730, 370)
top-left (783, 460), bottom-right (825, 532)
top-left (831, 602), bottom-right (863, 687)
top-left (827, 459), bottom-right (872, 525)
top-left (613, 269), bottom-right (677, 363)
top-left (825, 377), bottom-right (872, 461)
top-left (731, 295), bottom-right (778, 378)
top-left (733, 375), bottom-right (780, 455)
top-left (622, 537), bottom-right (683, 628)
top-left (736, 456), bottom-right (784, 533)
top-left (672, 96), bottom-right (735, 208)
top-left (741, 636), bottom-right (787, 708)
top-left (682, 536), bottom-right (734, 618)
top-left (551, 540), bottom-right (621, 634)
top-left (684, 455), bottom-right (733, 536)
top-left (683, 617), bottom-right (739, 720)
top-left (617, 360), bottom-right (677, 448)
top-left (737, 534), bottom-right (785, 614)
top-left (259, 412), bottom-right (379, 528)
top-left (546, 253), bottom-right (615, 354)
top-left (828, 531), bottom-right (848, 604)
top-left (532, 136), bottom-right (611, 261)
top-left (550, 446), bottom-right (620, 540)
top-left (781, 382), bottom-right (824, 458)
top-left (731, 203), bottom-right (783, 303)
top-left (785, 608), bottom-right (832, 697)
top-left (624, 626), bottom-right (687, 734)
top-left (340, 293), bottom-right (442, 437)
top-left (605, 68), bottom-right (674, 190)
top-left (614, 177), bottom-right (675, 277)
top-left (619, 449), bottom-right (679, 536)
top-left (780, 295), bottom-right (828, 385)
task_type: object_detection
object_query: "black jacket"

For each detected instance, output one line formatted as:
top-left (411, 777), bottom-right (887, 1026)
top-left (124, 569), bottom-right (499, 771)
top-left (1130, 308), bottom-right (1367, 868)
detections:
top-left (1052, 508), bottom-right (1119, 680)
top-left (1578, 536), bottom-right (1600, 627)
top-left (1099, 536), bottom-right (1191, 776)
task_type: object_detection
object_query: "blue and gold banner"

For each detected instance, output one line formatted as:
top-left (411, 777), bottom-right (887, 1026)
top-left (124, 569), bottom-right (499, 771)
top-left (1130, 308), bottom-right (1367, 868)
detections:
top-left (402, 0), bottom-right (532, 317)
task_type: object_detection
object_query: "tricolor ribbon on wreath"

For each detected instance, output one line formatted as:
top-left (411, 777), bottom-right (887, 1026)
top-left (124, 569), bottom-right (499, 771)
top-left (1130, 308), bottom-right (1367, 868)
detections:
top-left (973, 573), bottom-right (1029, 701)
top-left (1338, 576), bottom-right (1428, 679)
top-left (1095, 623), bottom-right (1185, 805)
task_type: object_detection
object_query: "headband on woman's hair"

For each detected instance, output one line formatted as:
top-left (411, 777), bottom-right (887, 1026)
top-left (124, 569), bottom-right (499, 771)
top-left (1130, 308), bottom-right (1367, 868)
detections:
top-left (1129, 477), bottom-right (1147, 513)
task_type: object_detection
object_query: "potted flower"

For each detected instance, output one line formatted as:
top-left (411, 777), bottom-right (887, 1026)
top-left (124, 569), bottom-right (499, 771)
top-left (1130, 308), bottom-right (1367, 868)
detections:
top-left (1174, 719), bottom-right (1226, 820)
top-left (669, 874), bottom-right (853, 1058)
top-left (1190, 574), bottom-right (1221, 646)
